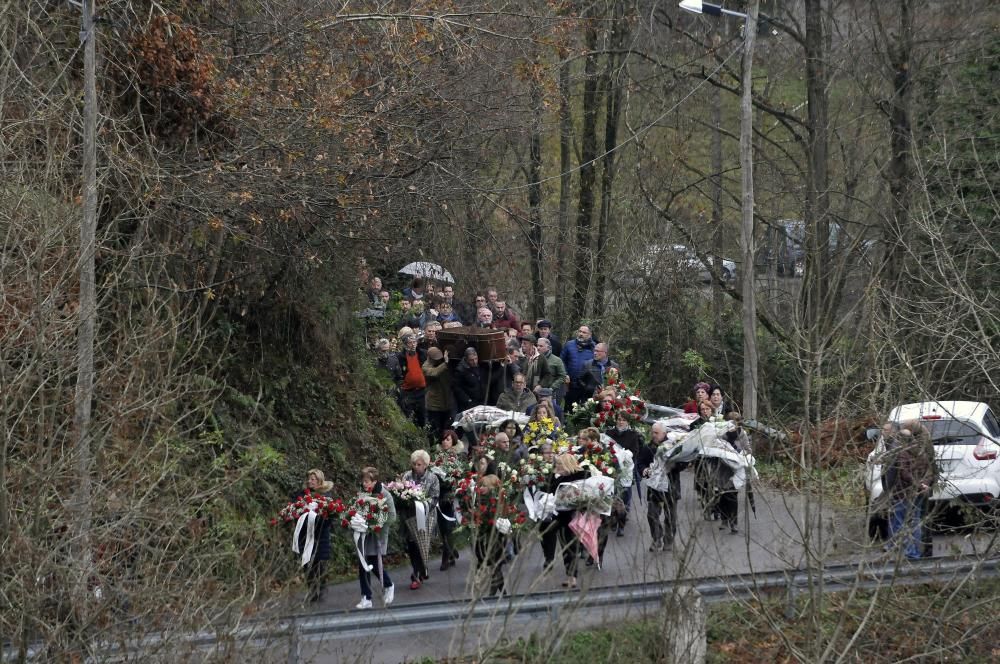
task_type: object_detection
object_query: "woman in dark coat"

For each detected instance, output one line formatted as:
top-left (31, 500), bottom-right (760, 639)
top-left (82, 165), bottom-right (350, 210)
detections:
top-left (549, 453), bottom-right (589, 589)
top-left (536, 442), bottom-right (561, 569)
top-left (472, 474), bottom-right (510, 597)
top-left (709, 384), bottom-right (734, 418)
top-left (435, 430), bottom-right (464, 570)
top-left (690, 400), bottom-right (718, 520)
top-left (293, 468), bottom-right (334, 602)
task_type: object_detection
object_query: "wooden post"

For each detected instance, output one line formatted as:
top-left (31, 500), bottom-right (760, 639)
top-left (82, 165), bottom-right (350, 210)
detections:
top-left (662, 586), bottom-right (707, 663)
top-left (72, 0), bottom-right (98, 630)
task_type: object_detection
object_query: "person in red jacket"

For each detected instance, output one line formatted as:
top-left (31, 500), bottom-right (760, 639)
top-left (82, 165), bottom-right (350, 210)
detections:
top-left (682, 381), bottom-right (711, 414)
top-left (492, 299), bottom-right (520, 331)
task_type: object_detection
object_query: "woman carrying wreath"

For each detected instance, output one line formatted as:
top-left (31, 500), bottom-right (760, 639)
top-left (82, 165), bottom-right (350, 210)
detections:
top-left (472, 474), bottom-right (511, 597)
top-left (401, 449), bottom-right (440, 590)
top-left (691, 399), bottom-right (719, 520)
top-left (535, 442), bottom-right (561, 569)
top-left (549, 453), bottom-right (589, 589)
top-left (576, 428), bottom-right (617, 566)
top-left (434, 431), bottom-right (464, 571)
top-left (355, 467), bottom-right (396, 609)
top-left (293, 469), bottom-right (334, 603)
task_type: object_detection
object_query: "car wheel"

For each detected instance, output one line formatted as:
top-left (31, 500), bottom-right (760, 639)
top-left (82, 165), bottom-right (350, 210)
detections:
top-left (722, 268), bottom-right (732, 281)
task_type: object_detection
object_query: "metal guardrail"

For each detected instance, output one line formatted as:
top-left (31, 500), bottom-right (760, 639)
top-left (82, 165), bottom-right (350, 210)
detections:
top-left (65, 555), bottom-right (999, 661)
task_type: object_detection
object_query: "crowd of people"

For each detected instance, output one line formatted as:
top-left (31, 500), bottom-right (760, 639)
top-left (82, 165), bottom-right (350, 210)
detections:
top-left (276, 273), bottom-right (766, 609)
top-left (368, 276), bottom-right (621, 438)
top-left (281, 272), bottom-right (942, 613)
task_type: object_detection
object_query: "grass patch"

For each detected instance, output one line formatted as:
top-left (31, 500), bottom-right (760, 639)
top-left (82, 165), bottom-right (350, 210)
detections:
top-left (473, 579), bottom-right (1000, 663)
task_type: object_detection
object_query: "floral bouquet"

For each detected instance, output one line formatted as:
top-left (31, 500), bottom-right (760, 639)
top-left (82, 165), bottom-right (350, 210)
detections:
top-left (339, 492), bottom-right (391, 534)
top-left (384, 479), bottom-right (427, 508)
top-left (340, 492), bottom-right (391, 572)
top-left (388, 479), bottom-right (435, 562)
top-left (430, 452), bottom-right (468, 488)
top-left (577, 438), bottom-right (620, 480)
top-left (272, 490), bottom-right (345, 525)
top-left (517, 453), bottom-right (554, 490)
top-left (522, 417), bottom-right (557, 448)
top-left (272, 490), bottom-right (346, 567)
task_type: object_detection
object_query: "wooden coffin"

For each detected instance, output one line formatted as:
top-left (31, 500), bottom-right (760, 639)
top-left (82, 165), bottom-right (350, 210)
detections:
top-left (436, 326), bottom-right (507, 362)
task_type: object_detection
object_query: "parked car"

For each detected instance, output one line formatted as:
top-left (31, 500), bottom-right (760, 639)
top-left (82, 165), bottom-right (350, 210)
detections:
top-left (757, 219), bottom-right (805, 277)
top-left (757, 219), bottom-right (876, 277)
top-left (864, 400), bottom-right (1000, 538)
top-left (629, 243), bottom-right (735, 283)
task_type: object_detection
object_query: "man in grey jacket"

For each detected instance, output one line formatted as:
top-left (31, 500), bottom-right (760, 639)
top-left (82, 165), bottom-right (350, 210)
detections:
top-left (496, 373), bottom-right (536, 414)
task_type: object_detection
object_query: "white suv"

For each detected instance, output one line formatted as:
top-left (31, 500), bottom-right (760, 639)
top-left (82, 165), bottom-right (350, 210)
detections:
top-left (865, 401), bottom-right (1000, 536)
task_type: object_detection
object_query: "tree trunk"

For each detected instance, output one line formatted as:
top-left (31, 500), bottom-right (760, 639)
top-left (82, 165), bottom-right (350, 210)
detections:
top-left (802, 0), bottom-right (831, 342)
top-left (882, 0), bottom-right (913, 294)
top-left (739, 0), bottom-right (760, 421)
top-left (554, 61), bottom-right (573, 332)
top-left (527, 78), bottom-right (545, 321)
top-left (72, 0), bottom-right (98, 629)
top-left (711, 56), bottom-right (725, 327)
top-left (571, 18), bottom-right (601, 320)
top-left (592, 1), bottom-right (626, 317)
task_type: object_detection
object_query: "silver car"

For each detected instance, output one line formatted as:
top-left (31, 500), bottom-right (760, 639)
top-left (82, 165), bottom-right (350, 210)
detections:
top-left (865, 401), bottom-right (1000, 537)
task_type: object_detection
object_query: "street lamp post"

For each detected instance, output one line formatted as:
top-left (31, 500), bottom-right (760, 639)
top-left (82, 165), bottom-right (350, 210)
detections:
top-left (680, 0), bottom-right (760, 421)
top-left (679, 0), bottom-right (750, 20)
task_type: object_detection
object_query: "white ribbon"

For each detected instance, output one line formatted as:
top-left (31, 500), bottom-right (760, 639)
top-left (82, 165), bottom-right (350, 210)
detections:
top-left (349, 513), bottom-right (372, 571)
top-left (291, 501), bottom-right (319, 567)
top-left (537, 492), bottom-right (557, 518)
top-left (353, 531), bottom-right (373, 572)
top-left (524, 488), bottom-right (556, 521)
top-left (437, 503), bottom-right (457, 522)
top-left (415, 500), bottom-right (428, 532)
top-left (523, 488), bottom-right (540, 521)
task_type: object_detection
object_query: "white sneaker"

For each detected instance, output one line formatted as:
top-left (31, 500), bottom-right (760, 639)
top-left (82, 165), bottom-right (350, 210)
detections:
top-left (383, 584), bottom-right (395, 605)
top-left (355, 597), bottom-right (373, 610)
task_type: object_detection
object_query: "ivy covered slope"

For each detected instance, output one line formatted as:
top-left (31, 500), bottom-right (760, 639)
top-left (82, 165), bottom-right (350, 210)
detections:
top-left (206, 288), bottom-right (422, 580)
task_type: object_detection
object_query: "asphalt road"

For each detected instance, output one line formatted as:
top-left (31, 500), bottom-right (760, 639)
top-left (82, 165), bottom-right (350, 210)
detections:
top-left (257, 474), bottom-right (992, 664)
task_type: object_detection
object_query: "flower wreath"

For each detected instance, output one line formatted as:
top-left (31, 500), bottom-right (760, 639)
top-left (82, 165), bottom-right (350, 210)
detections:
top-left (339, 492), bottom-right (391, 533)
top-left (522, 417), bottom-right (557, 449)
top-left (430, 452), bottom-right (468, 487)
top-left (456, 476), bottom-right (528, 532)
top-left (577, 438), bottom-right (620, 479)
top-left (568, 377), bottom-right (646, 430)
top-left (273, 490), bottom-right (344, 525)
top-left (516, 453), bottom-right (554, 490)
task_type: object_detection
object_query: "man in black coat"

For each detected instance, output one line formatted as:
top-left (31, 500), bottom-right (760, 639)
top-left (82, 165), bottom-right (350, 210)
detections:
top-left (635, 421), bottom-right (678, 552)
top-left (535, 319), bottom-right (562, 357)
top-left (453, 347), bottom-right (486, 412)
